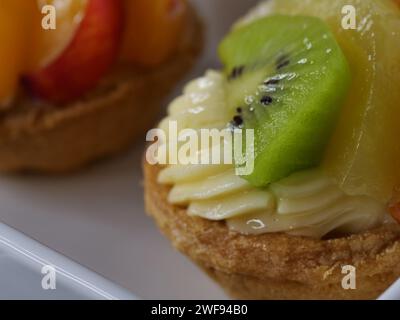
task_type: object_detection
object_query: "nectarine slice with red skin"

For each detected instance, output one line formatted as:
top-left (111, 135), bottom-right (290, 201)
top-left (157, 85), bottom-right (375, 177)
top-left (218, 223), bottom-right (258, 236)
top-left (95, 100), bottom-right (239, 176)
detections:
top-left (121, 0), bottom-right (188, 66)
top-left (30, 0), bottom-right (89, 71)
top-left (24, 0), bottom-right (123, 104)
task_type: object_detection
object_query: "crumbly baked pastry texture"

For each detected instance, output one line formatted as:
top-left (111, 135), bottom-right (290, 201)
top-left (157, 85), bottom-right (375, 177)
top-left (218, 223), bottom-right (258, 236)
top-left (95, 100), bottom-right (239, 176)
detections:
top-left (144, 162), bottom-right (400, 299)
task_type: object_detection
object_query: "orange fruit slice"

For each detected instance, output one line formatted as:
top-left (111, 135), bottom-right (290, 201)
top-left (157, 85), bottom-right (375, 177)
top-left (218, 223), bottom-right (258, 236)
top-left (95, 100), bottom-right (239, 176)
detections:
top-left (121, 0), bottom-right (188, 66)
top-left (0, 1), bottom-right (39, 107)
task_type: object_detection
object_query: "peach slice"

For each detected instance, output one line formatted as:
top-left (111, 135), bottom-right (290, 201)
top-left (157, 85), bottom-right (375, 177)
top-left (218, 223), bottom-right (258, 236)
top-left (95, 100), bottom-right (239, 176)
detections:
top-left (121, 0), bottom-right (188, 66)
top-left (0, 1), bottom-right (39, 108)
top-left (24, 0), bottom-right (123, 104)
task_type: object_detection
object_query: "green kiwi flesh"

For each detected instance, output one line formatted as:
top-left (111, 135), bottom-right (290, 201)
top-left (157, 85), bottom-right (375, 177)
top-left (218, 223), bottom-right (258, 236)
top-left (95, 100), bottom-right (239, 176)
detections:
top-left (219, 15), bottom-right (351, 187)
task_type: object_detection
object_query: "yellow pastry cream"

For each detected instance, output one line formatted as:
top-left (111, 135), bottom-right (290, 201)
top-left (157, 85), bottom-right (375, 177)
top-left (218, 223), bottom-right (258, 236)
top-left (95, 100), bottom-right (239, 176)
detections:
top-left (156, 70), bottom-right (389, 238)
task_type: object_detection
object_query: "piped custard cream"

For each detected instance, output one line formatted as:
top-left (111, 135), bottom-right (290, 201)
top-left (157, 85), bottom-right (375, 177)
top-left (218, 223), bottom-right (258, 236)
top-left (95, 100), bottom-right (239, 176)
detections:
top-left (156, 71), bottom-right (385, 238)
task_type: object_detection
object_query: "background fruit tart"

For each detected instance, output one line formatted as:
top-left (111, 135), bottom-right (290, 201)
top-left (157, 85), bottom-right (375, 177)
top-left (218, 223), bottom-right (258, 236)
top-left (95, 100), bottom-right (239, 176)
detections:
top-left (0, 0), bottom-right (202, 173)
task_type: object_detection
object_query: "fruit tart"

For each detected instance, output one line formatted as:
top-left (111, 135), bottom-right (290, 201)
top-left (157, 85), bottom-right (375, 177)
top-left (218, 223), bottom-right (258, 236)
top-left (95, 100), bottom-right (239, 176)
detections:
top-left (0, 0), bottom-right (202, 172)
top-left (144, 0), bottom-right (400, 300)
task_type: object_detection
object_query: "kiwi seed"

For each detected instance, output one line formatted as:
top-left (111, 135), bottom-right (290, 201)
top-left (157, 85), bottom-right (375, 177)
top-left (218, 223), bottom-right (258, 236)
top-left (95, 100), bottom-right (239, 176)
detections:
top-left (229, 65), bottom-right (245, 80)
top-left (264, 78), bottom-right (280, 85)
top-left (260, 95), bottom-right (273, 105)
top-left (232, 115), bottom-right (244, 127)
top-left (276, 55), bottom-right (290, 70)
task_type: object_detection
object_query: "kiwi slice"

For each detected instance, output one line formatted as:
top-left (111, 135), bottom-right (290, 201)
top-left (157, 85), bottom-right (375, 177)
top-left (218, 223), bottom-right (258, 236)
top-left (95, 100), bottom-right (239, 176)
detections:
top-left (219, 15), bottom-right (351, 187)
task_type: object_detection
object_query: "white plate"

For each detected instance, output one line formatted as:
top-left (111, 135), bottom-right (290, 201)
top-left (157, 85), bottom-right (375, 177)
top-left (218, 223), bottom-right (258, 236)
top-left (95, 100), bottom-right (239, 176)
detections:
top-left (0, 0), bottom-right (398, 300)
top-left (0, 223), bottom-right (135, 300)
